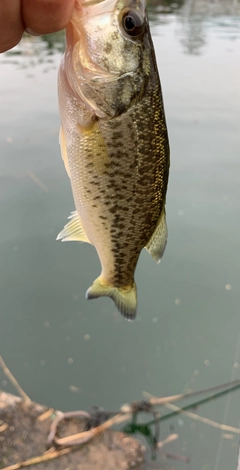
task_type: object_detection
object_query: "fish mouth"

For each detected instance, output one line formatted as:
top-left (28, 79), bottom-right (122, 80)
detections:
top-left (76, 0), bottom-right (114, 8)
top-left (79, 0), bottom-right (144, 6)
top-left (80, 0), bottom-right (107, 6)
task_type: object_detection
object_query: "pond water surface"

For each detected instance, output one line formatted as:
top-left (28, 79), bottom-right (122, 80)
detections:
top-left (0, 1), bottom-right (240, 468)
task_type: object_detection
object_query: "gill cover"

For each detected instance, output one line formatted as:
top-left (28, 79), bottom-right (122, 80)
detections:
top-left (64, 0), bottom-right (148, 117)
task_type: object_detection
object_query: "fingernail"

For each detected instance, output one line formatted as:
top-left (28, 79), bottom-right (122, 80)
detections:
top-left (25, 28), bottom-right (39, 36)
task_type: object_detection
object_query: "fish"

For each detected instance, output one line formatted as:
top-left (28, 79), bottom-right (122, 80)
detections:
top-left (57, 0), bottom-right (170, 320)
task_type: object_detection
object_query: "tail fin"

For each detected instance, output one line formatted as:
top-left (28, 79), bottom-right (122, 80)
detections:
top-left (86, 277), bottom-right (137, 321)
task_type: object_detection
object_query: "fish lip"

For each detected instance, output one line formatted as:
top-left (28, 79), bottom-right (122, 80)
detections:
top-left (81, 0), bottom-right (107, 7)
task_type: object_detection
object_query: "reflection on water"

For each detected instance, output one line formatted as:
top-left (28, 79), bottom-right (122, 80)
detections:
top-left (148, 0), bottom-right (185, 16)
top-left (177, 0), bottom-right (240, 54)
top-left (2, 32), bottom-right (65, 71)
top-left (149, 0), bottom-right (240, 54)
top-left (178, 18), bottom-right (206, 54)
top-left (1, 1), bottom-right (240, 469)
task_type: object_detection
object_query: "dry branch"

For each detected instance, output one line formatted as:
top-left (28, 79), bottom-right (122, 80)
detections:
top-left (163, 402), bottom-right (240, 435)
top-left (0, 356), bottom-right (31, 404)
top-left (1, 355), bottom-right (240, 470)
top-left (1, 448), bottom-right (72, 470)
top-left (50, 412), bottom-right (132, 447)
top-left (142, 379), bottom-right (240, 407)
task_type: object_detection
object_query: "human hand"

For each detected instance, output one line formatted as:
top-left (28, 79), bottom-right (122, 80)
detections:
top-left (0, 0), bottom-right (75, 53)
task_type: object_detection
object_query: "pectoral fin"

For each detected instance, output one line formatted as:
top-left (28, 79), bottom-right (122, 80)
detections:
top-left (59, 126), bottom-right (70, 177)
top-left (56, 211), bottom-right (91, 243)
top-left (77, 121), bottom-right (109, 175)
top-left (145, 208), bottom-right (168, 264)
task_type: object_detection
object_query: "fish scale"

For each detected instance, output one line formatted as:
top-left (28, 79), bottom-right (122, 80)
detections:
top-left (57, 0), bottom-right (170, 319)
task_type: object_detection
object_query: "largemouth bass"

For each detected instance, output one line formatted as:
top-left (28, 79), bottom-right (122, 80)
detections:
top-left (57, 0), bottom-right (170, 320)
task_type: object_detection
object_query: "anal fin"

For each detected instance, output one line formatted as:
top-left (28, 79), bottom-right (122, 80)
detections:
top-left (56, 211), bottom-right (91, 243)
top-left (145, 208), bottom-right (168, 264)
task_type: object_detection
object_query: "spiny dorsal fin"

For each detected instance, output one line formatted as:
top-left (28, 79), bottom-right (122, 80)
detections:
top-left (56, 211), bottom-right (91, 243)
top-left (145, 208), bottom-right (168, 264)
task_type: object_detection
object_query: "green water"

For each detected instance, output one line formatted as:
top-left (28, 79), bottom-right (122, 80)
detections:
top-left (1, 1), bottom-right (240, 468)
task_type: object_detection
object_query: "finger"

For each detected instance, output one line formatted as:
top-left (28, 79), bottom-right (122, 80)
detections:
top-left (22, 0), bottom-right (75, 35)
top-left (0, 0), bottom-right (24, 53)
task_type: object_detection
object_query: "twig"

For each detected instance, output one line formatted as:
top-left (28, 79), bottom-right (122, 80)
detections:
top-left (0, 423), bottom-right (8, 432)
top-left (53, 381), bottom-right (237, 450)
top-left (47, 410), bottom-right (91, 448)
top-left (1, 448), bottom-right (72, 470)
top-left (157, 433), bottom-right (179, 449)
top-left (163, 402), bottom-right (240, 435)
top-left (1, 357), bottom-right (240, 468)
top-left (157, 433), bottom-right (190, 463)
top-left (53, 412), bottom-right (132, 447)
top-left (161, 451), bottom-right (190, 463)
top-left (1, 412), bottom-right (132, 469)
top-left (143, 379), bottom-right (240, 407)
top-left (146, 381), bottom-right (240, 426)
top-left (26, 170), bottom-right (49, 193)
top-left (37, 408), bottom-right (55, 422)
top-left (41, 381), bottom-right (240, 449)
top-left (0, 356), bottom-right (31, 404)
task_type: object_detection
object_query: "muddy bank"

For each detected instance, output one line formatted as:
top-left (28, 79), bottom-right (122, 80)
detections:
top-left (0, 391), bottom-right (145, 470)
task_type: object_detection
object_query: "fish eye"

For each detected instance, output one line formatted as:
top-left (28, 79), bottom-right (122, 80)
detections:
top-left (121, 9), bottom-right (145, 37)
